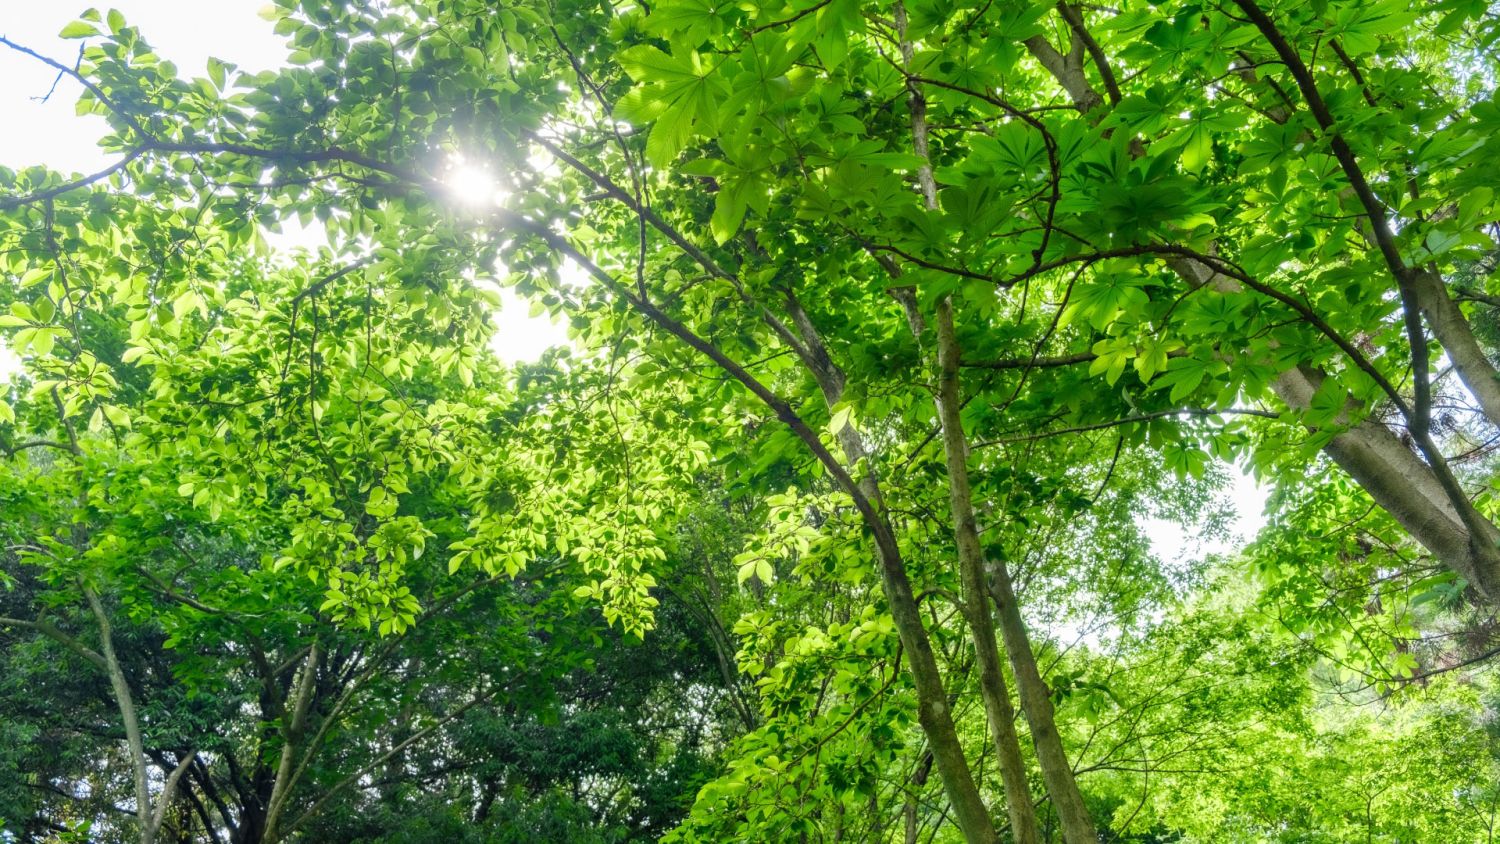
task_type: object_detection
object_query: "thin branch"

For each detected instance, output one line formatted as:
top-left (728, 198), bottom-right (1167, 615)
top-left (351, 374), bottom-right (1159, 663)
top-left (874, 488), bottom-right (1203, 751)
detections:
top-left (149, 750), bottom-right (199, 839)
top-left (0, 148), bottom-right (147, 211)
top-left (973, 407), bottom-right (1279, 446)
top-left (0, 614), bottom-right (107, 669)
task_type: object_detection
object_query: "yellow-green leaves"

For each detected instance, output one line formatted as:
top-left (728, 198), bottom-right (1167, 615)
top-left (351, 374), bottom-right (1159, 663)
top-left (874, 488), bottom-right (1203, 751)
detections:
top-left (1132, 336), bottom-right (1182, 383)
top-left (710, 177), bottom-right (754, 245)
top-left (735, 552), bottom-right (774, 585)
top-left (644, 0), bottom-right (728, 43)
top-left (1, 299), bottom-right (67, 358)
top-left (1326, 0), bottom-right (1417, 56)
top-left (365, 485), bottom-right (398, 519)
top-left (89, 403), bottom-right (131, 432)
top-left (9, 326), bottom-right (64, 357)
top-left (58, 20), bottom-right (100, 39)
top-left (826, 404), bottom-right (855, 437)
top-left (1089, 337), bottom-right (1134, 386)
top-left (1149, 354), bottom-right (1228, 403)
top-left (731, 488), bottom-right (827, 588)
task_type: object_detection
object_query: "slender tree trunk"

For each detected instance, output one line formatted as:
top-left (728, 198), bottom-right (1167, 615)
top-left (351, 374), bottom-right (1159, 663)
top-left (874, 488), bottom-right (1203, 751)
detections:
top-left (832, 425), bottom-right (1002, 844)
top-left (779, 296), bottom-right (1001, 844)
top-left (152, 753), bottom-right (199, 844)
top-left (987, 562), bottom-right (1098, 843)
top-left (514, 170), bottom-right (1002, 842)
top-left (918, 274), bottom-right (1096, 843)
top-left (84, 586), bottom-right (156, 844)
top-left (890, 21), bottom-right (1044, 831)
top-left (262, 643), bottom-right (319, 843)
top-left (904, 751), bottom-right (934, 844)
top-left (930, 299), bottom-right (1043, 843)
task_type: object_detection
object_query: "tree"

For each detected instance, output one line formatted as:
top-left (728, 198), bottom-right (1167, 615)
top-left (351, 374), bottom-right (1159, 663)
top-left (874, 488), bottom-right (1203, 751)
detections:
top-left (0, 174), bottom-right (727, 841)
top-left (3, 0), bottom-right (1500, 840)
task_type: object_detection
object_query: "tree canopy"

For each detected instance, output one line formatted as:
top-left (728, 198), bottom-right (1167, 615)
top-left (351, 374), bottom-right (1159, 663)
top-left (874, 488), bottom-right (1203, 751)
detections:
top-left (3, 0), bottom-right (1500, 841)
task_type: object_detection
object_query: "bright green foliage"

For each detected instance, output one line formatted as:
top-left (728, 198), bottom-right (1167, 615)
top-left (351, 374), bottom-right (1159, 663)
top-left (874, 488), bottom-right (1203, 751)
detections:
top-left (3, 0), bottom-right (1500, 840)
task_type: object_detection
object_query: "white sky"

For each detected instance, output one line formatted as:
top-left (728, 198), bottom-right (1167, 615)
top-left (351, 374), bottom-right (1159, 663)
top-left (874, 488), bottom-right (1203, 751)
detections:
top-left (0, 0), bottom-right (567, 378)
top-left (0, 2), bottom-right (1265, 558)
top-left (1145, 464), bottom-right (1266, 565)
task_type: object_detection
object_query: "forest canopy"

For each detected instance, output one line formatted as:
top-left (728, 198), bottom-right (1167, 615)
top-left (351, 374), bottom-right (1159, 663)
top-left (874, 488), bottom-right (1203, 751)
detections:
top-left (2, 0), bottom-right (1500, 841)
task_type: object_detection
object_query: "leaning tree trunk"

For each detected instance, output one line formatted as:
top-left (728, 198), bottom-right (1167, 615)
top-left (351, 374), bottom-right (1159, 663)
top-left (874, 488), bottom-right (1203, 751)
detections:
top-left (932, 298), bottom-right (1045, 843)
top-left (1020, 3), bottom-right (1500, 606)
top-left (924, 304), bottom-right (1098, 844)
top-left (780, 295), bottom-right (1004, 844)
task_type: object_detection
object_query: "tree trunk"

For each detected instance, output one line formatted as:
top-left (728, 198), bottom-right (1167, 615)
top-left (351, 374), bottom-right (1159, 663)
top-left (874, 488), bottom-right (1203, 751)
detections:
top-left (262, 644), bottom-right (320, 843)
top-left (1274, 365), bottom-right (1500, 599)
top-left (932, 299), bottom-right (1044, 843)
top-left (1412, 268), bottom-right (1500, 429)
top-left (1179, 246), bottom-right (1500, 601)
top-left (781, 296), bottom-right (1002, 844)
top-left (904, 751), bottom-right (934, 844)
top-left (516, 178), bottom-right (1003, 842)
top-left (84, 586), bottom-right (156, 844)
top-left (987, 562), bottom-right (1098, 844)
top-left (832, 425), bottom-right (1002, 844)
top-left (890, 23), bottom-right (1042, 835)
top-left (1014, 4), bottom-right (1500, 604)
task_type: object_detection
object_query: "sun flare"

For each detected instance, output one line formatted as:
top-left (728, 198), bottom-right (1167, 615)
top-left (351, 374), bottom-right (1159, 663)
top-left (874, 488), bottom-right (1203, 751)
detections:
top-left (445, 161), bottom-right (510, 208)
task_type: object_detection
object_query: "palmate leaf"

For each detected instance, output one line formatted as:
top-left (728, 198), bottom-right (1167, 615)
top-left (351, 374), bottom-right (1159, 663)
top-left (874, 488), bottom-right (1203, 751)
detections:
top-left (1165, 111), bottom-right (1240, 174)
top-left (1089, 337), bottom-right (1134, 385)
top-left (646, 96), bottom-right (702, 169)
top-left (1148, 354), bottom-right (1226, 402)
top-left (1132, 336), bottom-right (1182, 382)
top-left (645, 0), bottom-right (729, 42)
top-left (616, 44), bottom-right (700, 83)
top-left (1064, 273), bottom-right (1151, 330)
top-left (615, 46), bottom-right (731, 168)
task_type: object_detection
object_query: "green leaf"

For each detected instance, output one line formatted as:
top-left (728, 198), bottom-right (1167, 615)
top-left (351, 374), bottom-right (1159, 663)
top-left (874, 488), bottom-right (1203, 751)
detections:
top-left (828, 405), bottom-right (853, 436)
top-left (102, 404), bottom-right (131, 429)
top-left (710, 179), bottom-right (751, 244)
top-left (59, 21), bottom-right (100, 38)
top-left (31, 329), bottom-right (55, 357)
top-left (1089, 338), bottom-right (1134, 386)
top-left (616, 45), bottom-right (698, 83)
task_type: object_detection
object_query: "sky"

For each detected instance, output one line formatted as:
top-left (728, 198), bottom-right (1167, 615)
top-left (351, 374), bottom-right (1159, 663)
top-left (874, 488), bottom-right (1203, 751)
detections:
top-left (0, 2), bottom-right (1268, 557)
